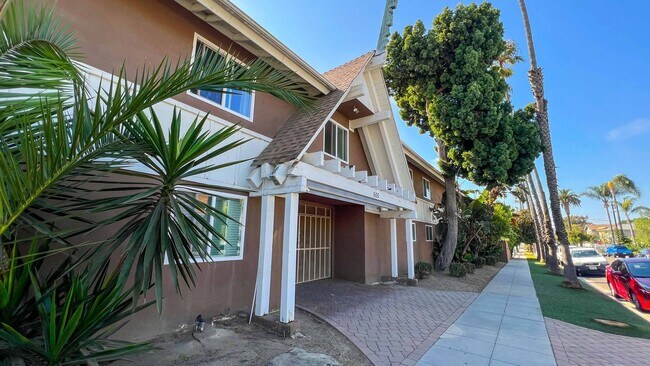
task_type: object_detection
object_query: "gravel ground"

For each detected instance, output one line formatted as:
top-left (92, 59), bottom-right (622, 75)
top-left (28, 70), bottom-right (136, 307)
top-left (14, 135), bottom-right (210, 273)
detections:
top-left (113, 308), bottom-right (371, 366)
top-left (417, 262), bottom-right (506, 293)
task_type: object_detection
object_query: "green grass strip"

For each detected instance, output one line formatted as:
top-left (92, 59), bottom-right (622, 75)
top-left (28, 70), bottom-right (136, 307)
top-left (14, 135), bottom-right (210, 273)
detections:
top-left (526, 257), bottom-right (650, 338)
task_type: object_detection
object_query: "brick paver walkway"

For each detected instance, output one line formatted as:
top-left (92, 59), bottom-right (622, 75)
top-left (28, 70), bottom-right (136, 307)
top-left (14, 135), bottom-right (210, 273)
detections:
top-left (546, 317), bottom-right (650, 366)
top-left (296, 279), bottom-right (477, 365)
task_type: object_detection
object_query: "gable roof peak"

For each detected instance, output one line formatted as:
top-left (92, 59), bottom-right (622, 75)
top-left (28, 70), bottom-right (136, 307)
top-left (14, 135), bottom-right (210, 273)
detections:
top-left (322, 51), bottom-right (375, 90)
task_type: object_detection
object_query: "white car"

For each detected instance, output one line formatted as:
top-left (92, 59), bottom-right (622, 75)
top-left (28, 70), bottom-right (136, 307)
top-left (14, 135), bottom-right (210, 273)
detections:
top-left (561, 247), bottom-right (608, 276)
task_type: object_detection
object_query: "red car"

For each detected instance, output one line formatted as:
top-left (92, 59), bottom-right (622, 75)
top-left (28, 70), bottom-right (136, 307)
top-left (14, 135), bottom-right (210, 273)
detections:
top-left (606, 258), bottom-right (650, 311)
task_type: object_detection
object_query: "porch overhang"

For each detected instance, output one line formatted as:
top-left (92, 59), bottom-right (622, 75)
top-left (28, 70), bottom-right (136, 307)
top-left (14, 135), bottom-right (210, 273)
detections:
top-left (249, 156), bottom-right (416, 213)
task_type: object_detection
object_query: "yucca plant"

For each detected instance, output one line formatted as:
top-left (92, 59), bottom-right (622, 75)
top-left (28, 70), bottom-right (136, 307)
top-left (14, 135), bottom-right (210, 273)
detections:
top-left (0, 0), bottom-right (310, 363)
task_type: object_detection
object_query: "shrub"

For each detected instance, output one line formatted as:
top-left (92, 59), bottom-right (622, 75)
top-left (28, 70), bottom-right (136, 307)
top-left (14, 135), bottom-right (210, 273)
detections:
top-left (472, 257), bottom-right (486, 268)
top-left (449, 262), bottom-right (467, 277)
top-left (415, 262), bottom-right (433, 279)
top-left (485, 255), bottom-right (498, 266)
top-left (463, 262), bottom-right (476, 274)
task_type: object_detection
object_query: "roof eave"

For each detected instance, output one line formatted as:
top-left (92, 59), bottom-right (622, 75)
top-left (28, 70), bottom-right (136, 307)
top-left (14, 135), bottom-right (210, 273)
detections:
top-left (177, 0), bottom-right (336, 94)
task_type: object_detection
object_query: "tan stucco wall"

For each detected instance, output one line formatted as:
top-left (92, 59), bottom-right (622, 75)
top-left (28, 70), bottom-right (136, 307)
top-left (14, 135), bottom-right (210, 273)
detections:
top-left (407, 161), bottom-right (444, 204)
top-left (49, 0), bottom-right (296, 139)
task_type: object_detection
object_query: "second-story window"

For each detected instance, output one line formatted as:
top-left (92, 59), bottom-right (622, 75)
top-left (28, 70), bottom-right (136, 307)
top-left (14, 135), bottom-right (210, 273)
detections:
top-left (324, 120), bottom-right (349, 162)
top-left (190, 37), bottom-right (254, 120)
top-left (423, 178), bottom-right (431, 199)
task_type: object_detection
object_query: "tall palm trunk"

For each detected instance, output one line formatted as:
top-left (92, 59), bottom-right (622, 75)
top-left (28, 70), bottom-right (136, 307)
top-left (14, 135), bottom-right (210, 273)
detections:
top-left (563, 203), bottom-right (572, 231)
top-left (519, 0), bottom-right (580, 287)
top-left (528, 172), bottom-right (558, 271)
top-left (435, 141), bottom-right (458, 271)
top-left (604, 201), bottom-right (616, 244)
top-left (611, 195), bottom-right (625, 237)
top-left (623, 209), bottom-right (637, 246)
top-left (526, 190), bottom-right (544, 262)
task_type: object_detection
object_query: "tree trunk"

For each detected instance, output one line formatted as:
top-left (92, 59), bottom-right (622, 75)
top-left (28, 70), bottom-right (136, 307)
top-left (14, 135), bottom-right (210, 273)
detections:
top-left (435, 141), bottom-right (458, 271)
top-left (526, 191), bottom-right (544, 262)
top-left (605, 202), bottom-right (616, 244)
top-left (531, 169), bottom-right (560, 273)
top-left (519, 0), bottom-right (580, 288)
top-left (564, 203), bottom-right (572, 231)
top-left (624, 210), bottom-right (637, 246)
top-left (527, 173), bottom-right (558, 269)
top-left (611, 195), bottom-right (625, 238)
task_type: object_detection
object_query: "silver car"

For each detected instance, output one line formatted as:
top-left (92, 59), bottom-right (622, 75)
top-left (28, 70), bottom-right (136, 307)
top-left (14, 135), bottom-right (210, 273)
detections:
top-left (568, 248), bottom-right (608, 276)
top-left (637, 248), bottom-right (650, 258)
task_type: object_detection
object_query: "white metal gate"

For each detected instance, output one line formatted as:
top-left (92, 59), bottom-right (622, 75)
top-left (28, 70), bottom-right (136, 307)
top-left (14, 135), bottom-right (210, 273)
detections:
top-left (296, 203), bottom-right (332, 284)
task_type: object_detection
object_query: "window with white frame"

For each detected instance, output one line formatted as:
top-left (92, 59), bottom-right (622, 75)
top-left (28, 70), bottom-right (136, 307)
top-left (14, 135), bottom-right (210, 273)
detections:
top-left (423, 178), bottom-right (431, 199)
top-left (324, 120), bottom-right (349, 162)
top-left (425, 225), bottom-right (434, 242)
top-left (412, 222), bottom-right (417, 241)
top-left (409, 168), bottom-right (414, 183)
top-left (189, 192), bottom-right (246, 261)
top-left (189, 37), bottom-right (254, 119)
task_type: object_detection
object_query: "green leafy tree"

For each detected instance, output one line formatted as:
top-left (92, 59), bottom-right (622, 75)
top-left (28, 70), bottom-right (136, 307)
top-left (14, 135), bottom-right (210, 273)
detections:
top-left (558, 188), bottom-right (581, 231)
top-left (0, 0), bottom-right (309, 363)
top-left (518, 0), bottom-right (580, 288)
top-left (567, 228), bottom-right (593, 246)
top-left (514, 209), bottom-right (536, 244)
top-left (635, 218), bottom-right (650, 247)
top-left (385, 3), bottom-right (541, 270)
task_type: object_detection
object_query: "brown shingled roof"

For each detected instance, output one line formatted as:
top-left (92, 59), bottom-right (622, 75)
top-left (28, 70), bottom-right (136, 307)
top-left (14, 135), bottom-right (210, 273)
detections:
top-left (323, 51), bottom-right (375, 89)
top-left (252, 51), bottom-right (375, 166)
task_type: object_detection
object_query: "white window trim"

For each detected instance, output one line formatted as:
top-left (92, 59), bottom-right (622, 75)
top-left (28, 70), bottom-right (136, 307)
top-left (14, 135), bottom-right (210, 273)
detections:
top-left (164, 189), bottom-right (248, 264)
top-left (422, 177), bottom-right (431, 200)
top-left (409, 168), bottom-right (414, 183)
top-left (322, 119), bottom-right (350, 163)
top-left (186, 33), bottom-right (256, 122)
top-left (412, 222), bottom-right (417, 242)
top-left (425, 225), bottom-right (434, 242)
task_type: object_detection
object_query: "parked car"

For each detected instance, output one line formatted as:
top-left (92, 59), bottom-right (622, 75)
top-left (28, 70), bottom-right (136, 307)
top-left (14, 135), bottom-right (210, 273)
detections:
top-left (604, 245), bottom-right (634, 258)
top-left (566, 248), bottom-right (608, 276)
top-left (636, 248), bottom-right (650, 258)
top-left (606, 258), bottom-right (650, 311)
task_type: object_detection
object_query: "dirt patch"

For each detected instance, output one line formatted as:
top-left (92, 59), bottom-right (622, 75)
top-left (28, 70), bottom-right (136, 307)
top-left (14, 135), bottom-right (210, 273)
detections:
top-left (593, 318), bottom-right (630, 328)
top-left (418, 262), bottom-right (506, 293)
top-left (113, 309), bottom-right (371, 366)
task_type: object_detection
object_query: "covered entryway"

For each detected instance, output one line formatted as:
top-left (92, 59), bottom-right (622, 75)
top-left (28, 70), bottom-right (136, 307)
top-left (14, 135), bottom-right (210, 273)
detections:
top-left (296, 203), bottom-right (332, 284)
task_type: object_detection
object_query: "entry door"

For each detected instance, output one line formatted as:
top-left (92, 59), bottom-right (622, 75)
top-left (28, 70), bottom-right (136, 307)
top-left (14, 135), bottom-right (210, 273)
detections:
top-left (296, 203), bottom-right (332, 284)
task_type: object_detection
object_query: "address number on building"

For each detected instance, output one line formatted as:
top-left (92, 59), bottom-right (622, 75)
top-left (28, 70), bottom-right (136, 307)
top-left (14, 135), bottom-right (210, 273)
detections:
top-left (373, 191), bottom-right (380, 198)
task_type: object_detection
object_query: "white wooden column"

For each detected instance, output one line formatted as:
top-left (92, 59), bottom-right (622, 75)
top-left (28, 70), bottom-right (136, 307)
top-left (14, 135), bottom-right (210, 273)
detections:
top-left (390, 218), bottom-right (398, 277)
top-left (254, 195), bottom-right (275, 316)
top-left (280, 192), bottom-right (300, 323)
top-left (405, 218), bottom-right (415, 279)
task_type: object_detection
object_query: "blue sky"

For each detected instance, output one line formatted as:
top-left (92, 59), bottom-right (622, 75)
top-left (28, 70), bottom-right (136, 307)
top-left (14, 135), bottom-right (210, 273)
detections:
top-left (232, 0), bottom-right (650, 224)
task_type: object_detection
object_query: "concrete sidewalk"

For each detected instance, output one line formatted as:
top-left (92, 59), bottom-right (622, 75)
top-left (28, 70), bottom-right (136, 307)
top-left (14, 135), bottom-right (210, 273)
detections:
top-left (417, 256), bottom-right (556, 366)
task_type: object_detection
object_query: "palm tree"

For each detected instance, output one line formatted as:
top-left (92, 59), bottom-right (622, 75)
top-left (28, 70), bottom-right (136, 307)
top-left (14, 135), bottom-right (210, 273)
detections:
top-left (558, 189), bottom-right (581, 231)
top-left (609, 174), bottom-right (640, 237)
top-left (518, 0), bottom-right (580, 287)
top-left (496, 40), bottom-right (524, 102)
top-left (0, 0), bottom-right (310, 362)
top-left (524, 183), bottom-right (545, 262)
top-left (510, 182), bottom-right (528, 211)
top-left (619, 197), bottom-right (650, 246)
top-left (633, 206), bottom-right (650, 218)
top-left (528, 171), bottom-right (560, 273)
top-left (583, 184), bottom-right (617, 244)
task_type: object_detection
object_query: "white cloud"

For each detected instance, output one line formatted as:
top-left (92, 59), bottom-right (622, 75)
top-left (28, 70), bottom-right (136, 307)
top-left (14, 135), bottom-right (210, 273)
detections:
top-left (606, 118), bottom-right (650, 141)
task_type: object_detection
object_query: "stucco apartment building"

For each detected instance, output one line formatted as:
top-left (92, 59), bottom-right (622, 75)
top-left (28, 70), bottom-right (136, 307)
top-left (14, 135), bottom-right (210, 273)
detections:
top-left (50, 0), bottom-right (447, 340)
